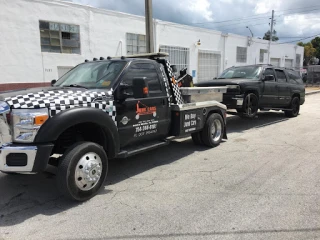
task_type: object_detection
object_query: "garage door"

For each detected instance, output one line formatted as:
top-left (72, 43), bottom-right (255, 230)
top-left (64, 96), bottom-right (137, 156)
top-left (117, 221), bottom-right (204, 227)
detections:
top-left (270, 58), bottom-right (281, 67)
top-left (198, 50), bottom-right (221, 82)
top-left (285, 59), bottom-right (293, 68)
top-left (270, 58), bottom-right (280, 67)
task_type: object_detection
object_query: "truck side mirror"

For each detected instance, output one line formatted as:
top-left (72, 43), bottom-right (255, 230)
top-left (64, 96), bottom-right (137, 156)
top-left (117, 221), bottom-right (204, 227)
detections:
top-left (51, 79), bottom-right (57, 86)
top-left (263, 75), bottom-right (275, 81)
top-left (132, 77), bottom-right (149, 98)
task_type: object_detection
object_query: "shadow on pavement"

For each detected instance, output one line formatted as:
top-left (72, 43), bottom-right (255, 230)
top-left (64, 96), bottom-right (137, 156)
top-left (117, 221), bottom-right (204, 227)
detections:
top-left (0, 110), bottom-right (288, 227)
top-left (0, 140), bottom-right (209, 227)
top-left (226, 110), bottom-right (289, 134)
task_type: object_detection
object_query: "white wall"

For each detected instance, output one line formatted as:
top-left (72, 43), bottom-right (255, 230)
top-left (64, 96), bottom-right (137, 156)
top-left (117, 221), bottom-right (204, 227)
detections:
top-left (0, 0), bottom-right (304, 86)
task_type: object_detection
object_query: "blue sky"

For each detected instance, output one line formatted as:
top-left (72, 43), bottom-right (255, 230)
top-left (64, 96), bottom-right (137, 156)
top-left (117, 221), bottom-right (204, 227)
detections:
top-left (71, 0), bottom-right (320, 43)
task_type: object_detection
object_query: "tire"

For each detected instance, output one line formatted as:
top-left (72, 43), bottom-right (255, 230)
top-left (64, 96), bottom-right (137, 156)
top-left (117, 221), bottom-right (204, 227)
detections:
top-left (56, 141), bottom-right (108, 201)
top-left (200, 113), bottom-right (224, 147)
top-left (241, 93), bottom-right (259, 118)
top-left (284, 97), bottom-right (300, 118)
top-left (191, 132), bottom-right (203, 145)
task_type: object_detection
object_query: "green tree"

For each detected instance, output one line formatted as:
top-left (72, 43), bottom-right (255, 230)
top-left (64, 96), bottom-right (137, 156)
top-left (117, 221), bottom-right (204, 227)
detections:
top-left (311, 37), bottom-right (320, 60)
top-left (297, 41), bottom-right (317, 65)
top-left (263, 30), bottom-right (279, 41)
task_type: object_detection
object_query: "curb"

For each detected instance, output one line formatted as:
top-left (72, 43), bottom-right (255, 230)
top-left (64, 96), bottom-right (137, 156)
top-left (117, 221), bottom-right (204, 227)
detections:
top-left (306, 90), bottom-right (320, 95)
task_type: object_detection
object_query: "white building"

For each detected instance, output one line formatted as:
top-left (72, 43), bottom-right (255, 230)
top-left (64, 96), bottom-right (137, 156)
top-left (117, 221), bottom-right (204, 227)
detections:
top-left (0, 0), bottom-right (304, 91)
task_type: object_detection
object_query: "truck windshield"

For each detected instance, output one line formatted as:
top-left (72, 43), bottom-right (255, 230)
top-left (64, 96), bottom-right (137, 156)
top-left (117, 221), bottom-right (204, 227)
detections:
top-left (217, 66), bottom-right (262, 80)
top-left (54, 61), bottom-right (127, 88)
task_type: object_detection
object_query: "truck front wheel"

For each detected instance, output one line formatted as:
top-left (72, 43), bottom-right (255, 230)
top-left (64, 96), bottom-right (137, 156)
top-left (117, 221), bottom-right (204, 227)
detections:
top-left (56, 142), bottom-right (108, 201)
top-left (201, 113), bottom-right (224, 147)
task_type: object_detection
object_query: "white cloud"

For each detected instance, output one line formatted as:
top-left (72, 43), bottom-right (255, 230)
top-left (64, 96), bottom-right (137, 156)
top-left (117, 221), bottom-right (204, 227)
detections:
top-left (254, 0), bottom-right (281, 14)
top-left (183, 0), bottom-right (213, 21)
top-left (284, 15), bottom-right (320, 35)
top-left (71, 0), bottom-right (320, 42)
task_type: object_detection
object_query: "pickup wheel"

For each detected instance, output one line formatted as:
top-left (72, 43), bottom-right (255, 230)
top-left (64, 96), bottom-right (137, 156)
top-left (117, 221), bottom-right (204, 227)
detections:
top-left (56, 141), bottom-right (108, 201)
top-left (201, 113), bottom-right (224, 147)
top-left (284, 97), bottom-right (300, 117)
top-left (191, 132), bottom-right (203, 145)
top-left (241, 93), bottom-right (259, 118)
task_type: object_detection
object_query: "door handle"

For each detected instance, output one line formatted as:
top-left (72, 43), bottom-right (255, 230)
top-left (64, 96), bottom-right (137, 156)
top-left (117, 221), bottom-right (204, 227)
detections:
top-left (162, 99), bottom-right (166, 105)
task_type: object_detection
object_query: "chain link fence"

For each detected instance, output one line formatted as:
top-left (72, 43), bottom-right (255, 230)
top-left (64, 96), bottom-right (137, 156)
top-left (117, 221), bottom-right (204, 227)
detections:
top-left (305, 65), bottom-right (320, 86)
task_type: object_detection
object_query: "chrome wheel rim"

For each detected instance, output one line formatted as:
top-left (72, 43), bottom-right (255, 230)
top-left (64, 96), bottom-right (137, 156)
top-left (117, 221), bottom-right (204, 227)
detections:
top-left (245, 94), bottom-right (258, 117)
top-left (75, 152), bottom-right (102, 191)
top-left (211, 119), bottom-right (222, 142)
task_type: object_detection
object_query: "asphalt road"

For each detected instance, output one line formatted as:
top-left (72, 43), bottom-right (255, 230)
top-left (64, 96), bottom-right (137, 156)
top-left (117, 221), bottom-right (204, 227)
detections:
top-left (1, 94), bottom-right (320, 240)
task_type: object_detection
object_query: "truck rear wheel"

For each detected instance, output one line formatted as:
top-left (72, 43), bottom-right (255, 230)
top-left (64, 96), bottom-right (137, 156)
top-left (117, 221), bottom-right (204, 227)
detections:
top-left (201, 113), bottom-right (224, 147)
top-left (56, 142), bottom-right (108, 201)
top-left (284, 96), bottom-right (300, 117)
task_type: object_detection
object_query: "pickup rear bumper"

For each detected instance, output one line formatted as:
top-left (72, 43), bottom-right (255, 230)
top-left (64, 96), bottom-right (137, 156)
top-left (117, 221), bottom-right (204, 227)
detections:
top-left (0, 143), bottom-right (53, 173)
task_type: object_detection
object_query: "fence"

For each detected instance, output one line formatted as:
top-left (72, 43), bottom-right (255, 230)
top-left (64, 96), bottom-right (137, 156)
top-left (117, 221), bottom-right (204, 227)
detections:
top-left (306, 65), bottom-right (320, 86)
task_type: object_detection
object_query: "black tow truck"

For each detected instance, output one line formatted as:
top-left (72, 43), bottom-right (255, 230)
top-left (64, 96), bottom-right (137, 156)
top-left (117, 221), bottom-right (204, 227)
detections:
top-left (0, 52), bottom-right (228, 201)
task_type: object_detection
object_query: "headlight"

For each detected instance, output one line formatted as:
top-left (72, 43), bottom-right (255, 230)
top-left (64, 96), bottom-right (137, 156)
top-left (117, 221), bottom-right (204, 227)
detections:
top-left (226, 85), bottom-right (241, 93)
top-left (11, 108), bottom-right (49, 143)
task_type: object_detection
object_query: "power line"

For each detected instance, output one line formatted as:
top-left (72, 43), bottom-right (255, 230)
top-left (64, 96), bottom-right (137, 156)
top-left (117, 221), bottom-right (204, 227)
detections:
top-left (253, 33), bottom-right (320, 45)
top-left (192, 7), bottom-right (320, 26)
top-left (278, 33), bottom-right (320, 44)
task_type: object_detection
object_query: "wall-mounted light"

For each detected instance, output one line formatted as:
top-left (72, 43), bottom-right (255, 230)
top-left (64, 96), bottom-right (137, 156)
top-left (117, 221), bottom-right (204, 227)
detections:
top-left (195, 39), bottom-right (201, 46)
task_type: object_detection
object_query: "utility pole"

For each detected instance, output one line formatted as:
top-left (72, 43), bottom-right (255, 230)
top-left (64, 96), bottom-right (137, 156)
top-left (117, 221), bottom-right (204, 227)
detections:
top-left (145, 0), bottom-right (154, 53)
top-left (267, 10), bottom-right (274, 64)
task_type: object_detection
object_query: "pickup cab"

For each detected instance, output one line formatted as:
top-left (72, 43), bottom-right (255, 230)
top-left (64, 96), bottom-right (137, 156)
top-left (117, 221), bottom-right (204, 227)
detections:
top-left (0, 52), bottom-right (228, 201)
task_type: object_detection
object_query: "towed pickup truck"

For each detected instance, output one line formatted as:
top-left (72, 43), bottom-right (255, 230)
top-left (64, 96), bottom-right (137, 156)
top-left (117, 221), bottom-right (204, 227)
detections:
top-left (195, 64), bottom-right (305, 118)
top-left (0, 52), bottom-right (228, 201)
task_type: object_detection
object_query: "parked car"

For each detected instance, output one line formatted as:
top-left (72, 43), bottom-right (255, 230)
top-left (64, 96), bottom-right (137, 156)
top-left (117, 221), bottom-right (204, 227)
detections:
top-left (194, 64), bottom-right (305, 118)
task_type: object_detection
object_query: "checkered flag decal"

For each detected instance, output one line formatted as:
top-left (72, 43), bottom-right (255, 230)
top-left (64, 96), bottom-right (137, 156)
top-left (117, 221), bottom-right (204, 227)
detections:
top-left (5, 89), bottom-right (117, 125)
top-left (164, 60), bottom-right (184, 104)
top-left (159, 64), bottom-right (172, 106)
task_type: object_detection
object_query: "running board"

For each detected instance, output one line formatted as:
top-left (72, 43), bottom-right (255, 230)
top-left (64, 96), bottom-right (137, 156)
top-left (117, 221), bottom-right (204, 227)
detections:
top-left (262, 108), bottom-right (292, 111)
top-left (117, 140), bottom-right (169, 158)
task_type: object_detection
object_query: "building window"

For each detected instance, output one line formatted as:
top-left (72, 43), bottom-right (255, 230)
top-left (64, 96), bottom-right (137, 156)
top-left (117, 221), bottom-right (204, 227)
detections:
top-left (126, 33), bottom-right (146, 55)
top-left (259, 49), bottom-right (268, 63)
top-left (296, 54), bottom-right (301, 68)
top-left (159, 45), bottom-right (190, 73)
top-left (236, 47), bottom-right (247, 63)
top-left (39, 21), bottom-right (80, 54)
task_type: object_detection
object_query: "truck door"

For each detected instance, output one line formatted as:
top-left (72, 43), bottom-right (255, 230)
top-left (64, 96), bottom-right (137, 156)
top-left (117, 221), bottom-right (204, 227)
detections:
top-left (274, 69), bottom-right (291, 106)
top-left (260, 68), bottom-right (278, 107)
top-left (115, 62), bottom-right (170, 148)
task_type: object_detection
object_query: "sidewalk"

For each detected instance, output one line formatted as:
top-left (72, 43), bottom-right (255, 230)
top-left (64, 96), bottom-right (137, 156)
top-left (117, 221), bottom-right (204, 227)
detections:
top-left (306, 86), bottom-right (320, 95)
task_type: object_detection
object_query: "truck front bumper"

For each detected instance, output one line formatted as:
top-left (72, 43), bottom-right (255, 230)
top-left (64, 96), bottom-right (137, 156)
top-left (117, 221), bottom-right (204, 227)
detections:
top-left (222, 94), bottom-right (244, 108)
top-left (0, 143), bottom-right (54, 173)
